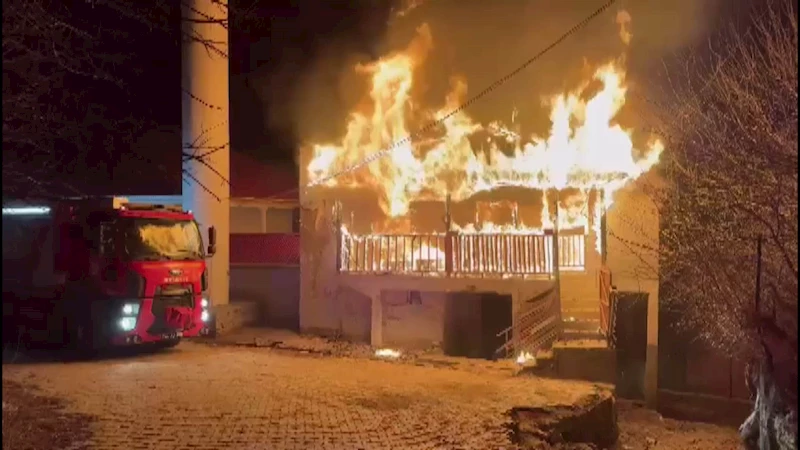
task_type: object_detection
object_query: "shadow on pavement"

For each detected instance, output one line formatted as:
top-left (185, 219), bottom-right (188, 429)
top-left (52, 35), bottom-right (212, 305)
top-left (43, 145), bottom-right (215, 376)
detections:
top-left (1, 340), bottom-right (176, 365)
top-left (2, 378), bottom-right (95, 450)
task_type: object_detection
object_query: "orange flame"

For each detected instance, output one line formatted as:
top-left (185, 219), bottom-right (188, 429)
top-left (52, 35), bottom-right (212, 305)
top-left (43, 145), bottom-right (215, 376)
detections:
top-left (306, 23), bottom-right (663, 234)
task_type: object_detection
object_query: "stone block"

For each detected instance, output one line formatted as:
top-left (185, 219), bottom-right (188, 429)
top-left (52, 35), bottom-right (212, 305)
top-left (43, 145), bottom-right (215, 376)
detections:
top-left (213, 302), bottom-right (259, 336)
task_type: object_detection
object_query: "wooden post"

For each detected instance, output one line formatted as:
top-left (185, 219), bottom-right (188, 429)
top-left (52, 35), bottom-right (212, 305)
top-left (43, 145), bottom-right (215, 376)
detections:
top-left (444, 194), bottom-right (453, 276)
top-left (334, 201), bottom-right (343, 272)
top-left (512, 202), bottom-right (519, 229)
top-left (551, 189), bottom-right (563, 337)
top-left (600, 189), bottom-right (608, 265)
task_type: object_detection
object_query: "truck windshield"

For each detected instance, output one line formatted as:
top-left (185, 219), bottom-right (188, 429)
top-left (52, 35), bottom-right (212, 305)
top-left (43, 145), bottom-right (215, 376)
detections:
top-left (120, 218), bottom-right (204, 261)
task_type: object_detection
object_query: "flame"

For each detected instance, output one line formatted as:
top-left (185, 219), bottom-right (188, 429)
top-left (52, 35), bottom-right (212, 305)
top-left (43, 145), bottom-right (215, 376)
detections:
top-left (375, 348), bottom-right (402, 359)
top-left (516, 351), bottom-right (536, 365)
top-left (306, 25), bottom-right (663, 227)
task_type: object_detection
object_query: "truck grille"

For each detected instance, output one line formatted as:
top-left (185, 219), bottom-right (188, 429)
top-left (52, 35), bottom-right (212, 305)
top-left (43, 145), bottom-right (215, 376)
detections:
top-left (147, 285), bottom-right (194, 335)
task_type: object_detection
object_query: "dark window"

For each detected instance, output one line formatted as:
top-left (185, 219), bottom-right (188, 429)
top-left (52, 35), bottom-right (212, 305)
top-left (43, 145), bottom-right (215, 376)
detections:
top-left (291, 207), bottom-right (300, 233)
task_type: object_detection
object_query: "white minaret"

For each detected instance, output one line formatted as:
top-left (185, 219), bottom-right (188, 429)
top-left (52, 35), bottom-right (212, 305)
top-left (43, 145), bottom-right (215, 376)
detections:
top-left (181, 0), bottom-right (230, 308)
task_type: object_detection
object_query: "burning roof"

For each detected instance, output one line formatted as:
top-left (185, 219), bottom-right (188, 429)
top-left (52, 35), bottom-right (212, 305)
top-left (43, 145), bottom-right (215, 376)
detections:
top-left (304, 13), bottom-right (663, 235)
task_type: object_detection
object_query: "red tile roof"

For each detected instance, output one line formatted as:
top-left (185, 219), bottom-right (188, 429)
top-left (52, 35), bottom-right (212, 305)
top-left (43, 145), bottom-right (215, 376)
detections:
top-left (230, 151), bottom-right (298, 201)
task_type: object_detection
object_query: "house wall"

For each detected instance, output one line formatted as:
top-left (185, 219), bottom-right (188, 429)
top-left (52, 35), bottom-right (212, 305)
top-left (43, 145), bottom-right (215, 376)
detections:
top-left (381, 290), bottom-right (447, 350)
top-left (559, 272), bottom-right (599, 304)
top-left (605, 174), bottom-right (661, 407)
top-left (230, 199), bottom-right (299, 234)
top-left (228, 198), bottom-right (301, 331)
top-left (229, 266), bottom-right (300, 330)
top-left (295, 164), bottom-right (608, 352)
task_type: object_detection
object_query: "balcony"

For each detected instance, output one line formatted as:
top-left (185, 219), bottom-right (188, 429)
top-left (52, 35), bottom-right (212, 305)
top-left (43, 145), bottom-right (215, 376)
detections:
top-left (337, 228), bottom-right (586, 278)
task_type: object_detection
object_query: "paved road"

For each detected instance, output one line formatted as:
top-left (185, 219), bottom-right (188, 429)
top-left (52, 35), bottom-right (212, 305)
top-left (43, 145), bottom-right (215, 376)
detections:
top-left (2, 342), bottom-right (597, 450)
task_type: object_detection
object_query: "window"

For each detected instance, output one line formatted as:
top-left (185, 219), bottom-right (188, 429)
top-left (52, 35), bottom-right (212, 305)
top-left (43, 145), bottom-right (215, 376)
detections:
top-left (264, 208), bottom-right (294, 233)
top-left (291, 207), bottom-right (300, 233)
top-left (231, 206), bottom-right (263, 233)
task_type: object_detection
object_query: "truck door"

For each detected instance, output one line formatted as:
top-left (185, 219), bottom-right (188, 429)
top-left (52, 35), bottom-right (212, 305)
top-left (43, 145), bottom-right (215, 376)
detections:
top-left (91, 219), bottom-right (126, 297)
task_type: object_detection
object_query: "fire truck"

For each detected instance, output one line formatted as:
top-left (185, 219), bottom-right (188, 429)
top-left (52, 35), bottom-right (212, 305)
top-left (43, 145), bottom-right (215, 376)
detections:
top-left (2, 197), bottom-right (215, 353)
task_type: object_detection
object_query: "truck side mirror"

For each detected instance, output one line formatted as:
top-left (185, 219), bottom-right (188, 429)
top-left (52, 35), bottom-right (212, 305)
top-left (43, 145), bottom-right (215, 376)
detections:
top-left (207, 226), bottom-right (217, 256)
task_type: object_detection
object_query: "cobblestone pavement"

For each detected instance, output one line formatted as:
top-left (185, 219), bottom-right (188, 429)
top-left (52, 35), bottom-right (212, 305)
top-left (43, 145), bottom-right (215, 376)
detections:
top-left (2, 342), bottom-right (600, 450)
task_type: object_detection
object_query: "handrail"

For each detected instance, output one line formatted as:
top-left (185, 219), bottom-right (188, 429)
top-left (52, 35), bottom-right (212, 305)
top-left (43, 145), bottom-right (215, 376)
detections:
top-left (339, 231), bottom-right (585, 276)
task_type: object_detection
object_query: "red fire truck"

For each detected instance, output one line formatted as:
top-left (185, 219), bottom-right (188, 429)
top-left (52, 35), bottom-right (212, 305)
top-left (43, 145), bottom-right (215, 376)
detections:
top-left (2, 197), bottom-right (215, 353)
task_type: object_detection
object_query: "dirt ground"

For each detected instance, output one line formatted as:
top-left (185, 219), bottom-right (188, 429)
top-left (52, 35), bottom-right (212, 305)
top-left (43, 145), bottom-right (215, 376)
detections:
top-left (616, 401), bottom-right (742, 450)
top-left (2, 335), bottom-right (743, 450)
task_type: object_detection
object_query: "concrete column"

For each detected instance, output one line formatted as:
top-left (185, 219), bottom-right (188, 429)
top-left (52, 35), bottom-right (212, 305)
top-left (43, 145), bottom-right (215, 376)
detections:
top-left (181, 0), bottom-right (230, 306)
top-left (371, 293), bottom-right (384, 347)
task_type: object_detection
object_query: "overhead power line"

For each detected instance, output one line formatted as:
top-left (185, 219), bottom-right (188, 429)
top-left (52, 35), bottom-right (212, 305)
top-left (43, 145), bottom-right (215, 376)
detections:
top-left (270, 0), bottom-right (617, 200)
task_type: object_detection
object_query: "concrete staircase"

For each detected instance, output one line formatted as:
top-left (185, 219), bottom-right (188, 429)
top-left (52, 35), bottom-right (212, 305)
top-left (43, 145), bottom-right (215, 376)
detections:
top-left (560, 296), bottom-right (605, 341)
top-left (522, 297), bottom-right (616, 385)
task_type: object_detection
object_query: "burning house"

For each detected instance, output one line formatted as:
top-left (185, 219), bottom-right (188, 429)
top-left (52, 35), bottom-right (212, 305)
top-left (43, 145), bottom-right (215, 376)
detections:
top-left (297, 23), bottom-right (663, 361)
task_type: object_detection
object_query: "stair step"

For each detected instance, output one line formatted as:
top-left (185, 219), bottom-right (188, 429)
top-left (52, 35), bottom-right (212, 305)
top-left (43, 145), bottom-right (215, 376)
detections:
top-left (561, 310), bottom-right (601, 321)
top-left (561, 318), bottom-right (600, 332)
top-left (561, 330), bottom-right (606, 341)
top-left (562, 301), bottom-right (601, 309)
top-left (562, 303), bottom-right (601, 311)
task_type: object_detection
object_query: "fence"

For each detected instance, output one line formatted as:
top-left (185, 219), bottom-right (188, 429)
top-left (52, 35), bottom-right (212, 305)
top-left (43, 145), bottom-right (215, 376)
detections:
top-left (338, 229), bottom-right (586, 277)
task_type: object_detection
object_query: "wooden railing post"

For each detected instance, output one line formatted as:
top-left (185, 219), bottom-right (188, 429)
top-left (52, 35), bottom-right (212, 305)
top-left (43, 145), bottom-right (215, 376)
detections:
top-left (551, 189), bottom-right (563, 337)
top-left (599, 189), bottom-right (608, 265)
top-left (333, 201), bottom-right (343, 272)
top-left (444, 193), bottom-right (453, 276)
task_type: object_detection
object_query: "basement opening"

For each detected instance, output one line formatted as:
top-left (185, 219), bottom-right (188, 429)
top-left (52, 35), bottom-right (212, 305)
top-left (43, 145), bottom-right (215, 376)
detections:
top-left (443, 292), bottom-right (512, 360)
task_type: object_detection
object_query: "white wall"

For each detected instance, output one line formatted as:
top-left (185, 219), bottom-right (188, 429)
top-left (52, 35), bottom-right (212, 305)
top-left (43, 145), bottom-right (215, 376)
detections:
top-left (382, 290), bottom-right (447, 349)
top-left (230, 200), bottom-right (298, 234)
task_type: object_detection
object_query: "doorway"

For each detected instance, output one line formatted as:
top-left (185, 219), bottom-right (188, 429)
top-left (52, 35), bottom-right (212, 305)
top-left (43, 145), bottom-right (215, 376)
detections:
top-left (480, 293), bottom-right (513, 360)
top-left (443, 292), bottom-right (512, 360)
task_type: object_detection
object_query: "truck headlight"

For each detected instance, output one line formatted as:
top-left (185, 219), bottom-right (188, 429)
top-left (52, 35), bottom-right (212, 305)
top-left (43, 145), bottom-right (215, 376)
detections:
top-left (200, 298), bottom-right (210, 322)
top-left (119, 317), bottom-right (137, 331)
top-left (122, 303), bottom-right (140, 316)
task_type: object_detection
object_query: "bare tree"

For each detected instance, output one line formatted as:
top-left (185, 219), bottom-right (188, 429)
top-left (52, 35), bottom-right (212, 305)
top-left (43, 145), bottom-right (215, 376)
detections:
top-left (650, 1), bottom-right (797, 448)
top-left (1, 0), bottom-right (247, 200)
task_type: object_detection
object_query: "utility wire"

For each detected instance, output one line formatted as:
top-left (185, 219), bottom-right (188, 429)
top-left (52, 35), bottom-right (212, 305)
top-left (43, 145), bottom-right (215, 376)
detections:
top-left (269, 0), bottom-right (617, 201)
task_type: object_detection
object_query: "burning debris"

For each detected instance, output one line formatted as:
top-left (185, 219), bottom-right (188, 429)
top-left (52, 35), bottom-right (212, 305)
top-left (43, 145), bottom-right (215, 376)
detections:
top-left (374, 348), bottom-right (402, 359)
top-left (516, 351), bottom-right (536, 366)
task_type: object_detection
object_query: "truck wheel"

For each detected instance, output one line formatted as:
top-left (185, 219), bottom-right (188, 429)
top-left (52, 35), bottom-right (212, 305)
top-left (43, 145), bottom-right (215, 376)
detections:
top-left (65, 320), bottom-right (97, 360)
top-left (154, 338), bottom-right (181, 350)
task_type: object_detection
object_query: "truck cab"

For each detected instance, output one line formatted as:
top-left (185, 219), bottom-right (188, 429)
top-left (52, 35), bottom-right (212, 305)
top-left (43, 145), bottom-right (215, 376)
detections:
top-left (2, 197), bottom-right (216, 351)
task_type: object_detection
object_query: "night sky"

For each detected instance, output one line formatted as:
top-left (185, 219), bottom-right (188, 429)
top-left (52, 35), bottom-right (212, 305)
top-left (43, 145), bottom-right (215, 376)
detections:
top-left (4, 0), bottom-right (754, 197)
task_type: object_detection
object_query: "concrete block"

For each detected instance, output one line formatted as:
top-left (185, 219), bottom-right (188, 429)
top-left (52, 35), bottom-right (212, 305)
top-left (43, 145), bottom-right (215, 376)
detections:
top-left (554, 344), bottom-right (617, 385)
top-left (213, 302), bottom-right (259, 336)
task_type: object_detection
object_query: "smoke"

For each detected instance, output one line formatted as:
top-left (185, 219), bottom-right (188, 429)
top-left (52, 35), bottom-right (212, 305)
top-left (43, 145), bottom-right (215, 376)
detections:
top-left (392, 0), bottom-right (427, 18)
top-left (257, 0), bottom-right (727, 165)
